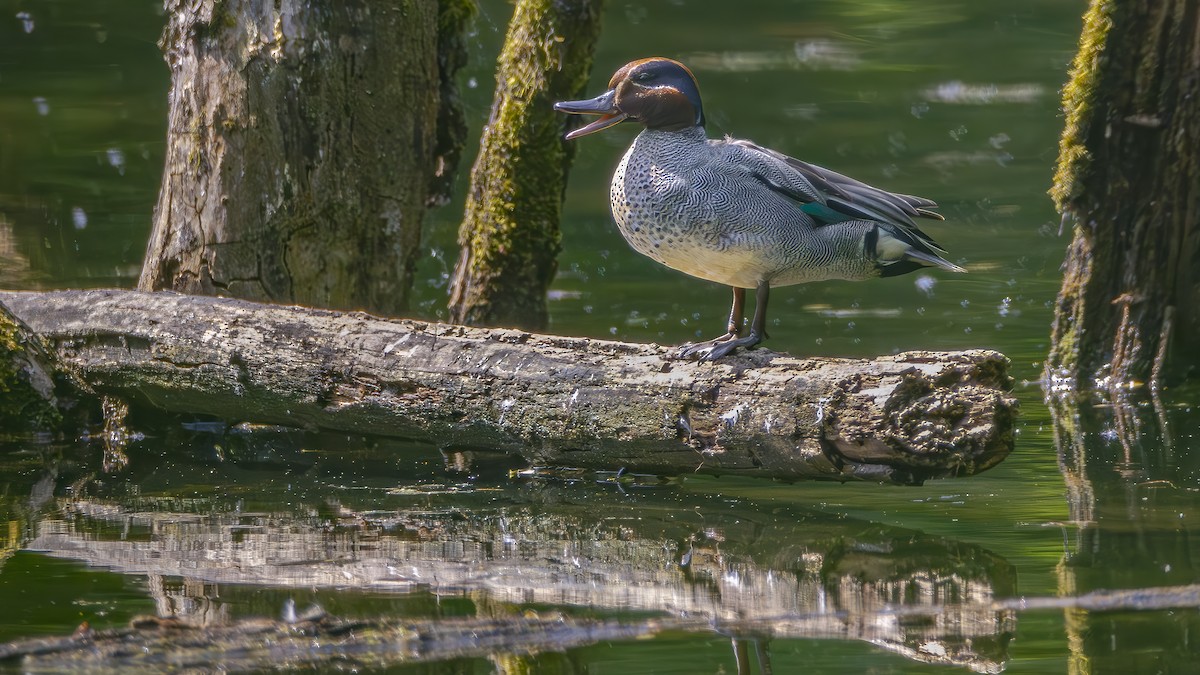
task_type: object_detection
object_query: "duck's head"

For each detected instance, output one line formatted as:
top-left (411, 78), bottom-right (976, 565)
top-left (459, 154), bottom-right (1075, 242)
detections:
top-left (555, 57), bottom-right (705, 140)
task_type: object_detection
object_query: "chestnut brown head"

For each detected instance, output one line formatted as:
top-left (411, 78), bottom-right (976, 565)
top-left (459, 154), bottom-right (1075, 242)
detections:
top-left (555, 57), bottom-right (705, 140)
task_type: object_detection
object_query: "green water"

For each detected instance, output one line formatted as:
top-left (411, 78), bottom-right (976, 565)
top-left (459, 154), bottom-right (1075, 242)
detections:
top-left (3, 0), bottom-right (1200, 672)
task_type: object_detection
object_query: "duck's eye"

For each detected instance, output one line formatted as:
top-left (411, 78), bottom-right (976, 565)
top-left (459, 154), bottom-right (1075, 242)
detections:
top-left (634, 71), bottom-right (656, 83)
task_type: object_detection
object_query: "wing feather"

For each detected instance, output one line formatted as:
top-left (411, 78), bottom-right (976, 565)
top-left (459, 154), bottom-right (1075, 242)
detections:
top-left (724, 137), bottom-right (957, 264)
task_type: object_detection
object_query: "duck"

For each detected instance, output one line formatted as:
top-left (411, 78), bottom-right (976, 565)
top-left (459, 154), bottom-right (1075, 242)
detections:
top-left (554, 57), bottom-right (964, 361)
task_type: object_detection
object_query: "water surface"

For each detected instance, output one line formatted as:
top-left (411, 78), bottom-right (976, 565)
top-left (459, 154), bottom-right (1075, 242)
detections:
top-left (3, 0), bottom-right (1200, 672)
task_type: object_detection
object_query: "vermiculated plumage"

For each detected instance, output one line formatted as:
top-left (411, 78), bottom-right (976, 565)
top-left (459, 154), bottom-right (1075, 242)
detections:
top-left (556, 57), bottom-right (964, 360)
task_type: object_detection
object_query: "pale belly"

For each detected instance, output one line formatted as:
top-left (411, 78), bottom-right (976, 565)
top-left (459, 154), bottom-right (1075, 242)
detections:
top-left (633, 236), bottom-right (776, 289)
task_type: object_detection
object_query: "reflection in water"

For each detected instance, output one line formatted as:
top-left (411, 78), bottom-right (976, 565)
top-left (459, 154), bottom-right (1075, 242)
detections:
top-left (1050, 389), bottom-right (1200, 673)
top-left (4, 438), bottom-right (1017, 672)
top-left (25, 496), bottom-right (1016, 671)
top-left (921, 81), bottom-right (1045, 105)
top-left (687, 42), bottom-right (864, 72)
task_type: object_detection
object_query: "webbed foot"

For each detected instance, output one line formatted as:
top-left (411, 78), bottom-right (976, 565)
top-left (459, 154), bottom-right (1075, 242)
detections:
top-left (674, 332), bottom-right (763, 361)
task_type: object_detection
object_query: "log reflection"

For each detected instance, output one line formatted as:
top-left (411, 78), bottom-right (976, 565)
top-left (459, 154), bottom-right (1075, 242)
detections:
top-left (1050, 389), bottom-right (1200, 673)
top-left (22, 486), bottom-right (1016, 672)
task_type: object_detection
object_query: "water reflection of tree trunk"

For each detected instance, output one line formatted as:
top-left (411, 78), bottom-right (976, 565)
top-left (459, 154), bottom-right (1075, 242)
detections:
top-left (1050, 392), bottom-right (1200, 673)
top-left (1047, 0), bottom-right (1200, 389)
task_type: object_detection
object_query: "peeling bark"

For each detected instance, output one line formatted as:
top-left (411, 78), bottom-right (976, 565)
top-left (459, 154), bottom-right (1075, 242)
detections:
top-left (0, 290), bottom-right (1016, 484)
top-left (140, 0), bottom-right (470, 315)
top-left (1048, 0), bottom-right (1200, 390)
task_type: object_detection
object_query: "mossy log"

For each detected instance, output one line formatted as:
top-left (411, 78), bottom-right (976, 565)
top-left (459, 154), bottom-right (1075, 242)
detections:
top-left (0, 290), bottom-right (1015, 484)
top-left (0, 299), bottom-right (65, 431)
top-left (1047, 0), bottom-right (1200, 390)
top-left (448, 0), bottom-right (606, 330)
top-left (140, 0), bottom-right (471, 315)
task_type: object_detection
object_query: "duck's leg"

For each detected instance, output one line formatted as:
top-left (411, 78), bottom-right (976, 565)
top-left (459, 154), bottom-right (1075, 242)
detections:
top-left (676, 282), bottom-right (768, 361)
top-left (722, 286), bottom-right (747, 338)
top-left (675, 287), bottom-right (744, 358)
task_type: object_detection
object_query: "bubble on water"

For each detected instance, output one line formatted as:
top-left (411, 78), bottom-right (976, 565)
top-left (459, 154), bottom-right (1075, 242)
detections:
top-left (107, 148), bottom-right (126, 175)
top-left (989, 132), bottom-right (1011, 149)
top-left (16, 11), bottom-right (34, 33)
top-left (467, 77), bottom-right (478, 89)
top-left (914, 274), bottom-right (936, 297)
top-left (609, 326), bottom-right (617, 335)
top-left (911, 102), bottom-right (930, 118)
top-left (916, 306), bottom-right (926, 315)
top-left (583, 305), bottom-right (593, 314)
top-left (963, 326), bottom-right (972, 334)
top-left (32, 96), bottom-right (49, 116)
top-left (997, 296), bottom-right (1012, 317)
top-left (960, 299), bottom-right (970, 308)
top-left (949, 125), bottom-right (968, 141)
top-left (71, 207), bottom-right (87, 230)
top-left (815, 338), bottom-right (823, 345)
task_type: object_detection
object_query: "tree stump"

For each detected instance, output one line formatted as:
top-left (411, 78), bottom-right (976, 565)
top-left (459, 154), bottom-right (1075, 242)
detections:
top-left (140, 0), bottom-right (471, 315)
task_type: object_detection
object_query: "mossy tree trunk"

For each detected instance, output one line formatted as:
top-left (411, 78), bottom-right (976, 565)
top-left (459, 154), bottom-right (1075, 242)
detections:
top-left (448, 0), bottom-right (605, 330)
top-left (1047, 0), bottom-right (1200, 390)
top-left (140, 0), bottom-right (472, 315)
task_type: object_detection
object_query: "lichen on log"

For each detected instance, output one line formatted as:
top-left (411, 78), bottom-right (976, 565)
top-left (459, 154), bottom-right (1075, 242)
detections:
top-left (0, 290), bottom-right (1015, 485)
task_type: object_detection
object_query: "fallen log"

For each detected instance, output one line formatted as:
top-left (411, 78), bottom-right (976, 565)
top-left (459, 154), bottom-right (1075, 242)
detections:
top-left (0, 290), bottom-right (1016, 484)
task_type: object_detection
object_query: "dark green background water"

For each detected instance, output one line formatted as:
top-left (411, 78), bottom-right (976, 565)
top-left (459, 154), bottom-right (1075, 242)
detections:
top-left (2, 1), bottom-right (1199, 672)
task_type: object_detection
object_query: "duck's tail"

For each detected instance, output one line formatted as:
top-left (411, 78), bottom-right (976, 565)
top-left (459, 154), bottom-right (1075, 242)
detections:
top-left (871, 224), bottom-right (966, 277)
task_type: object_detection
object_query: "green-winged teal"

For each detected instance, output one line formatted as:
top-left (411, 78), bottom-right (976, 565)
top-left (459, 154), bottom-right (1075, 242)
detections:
top-left (555, 57), bottom-right (964, 360)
